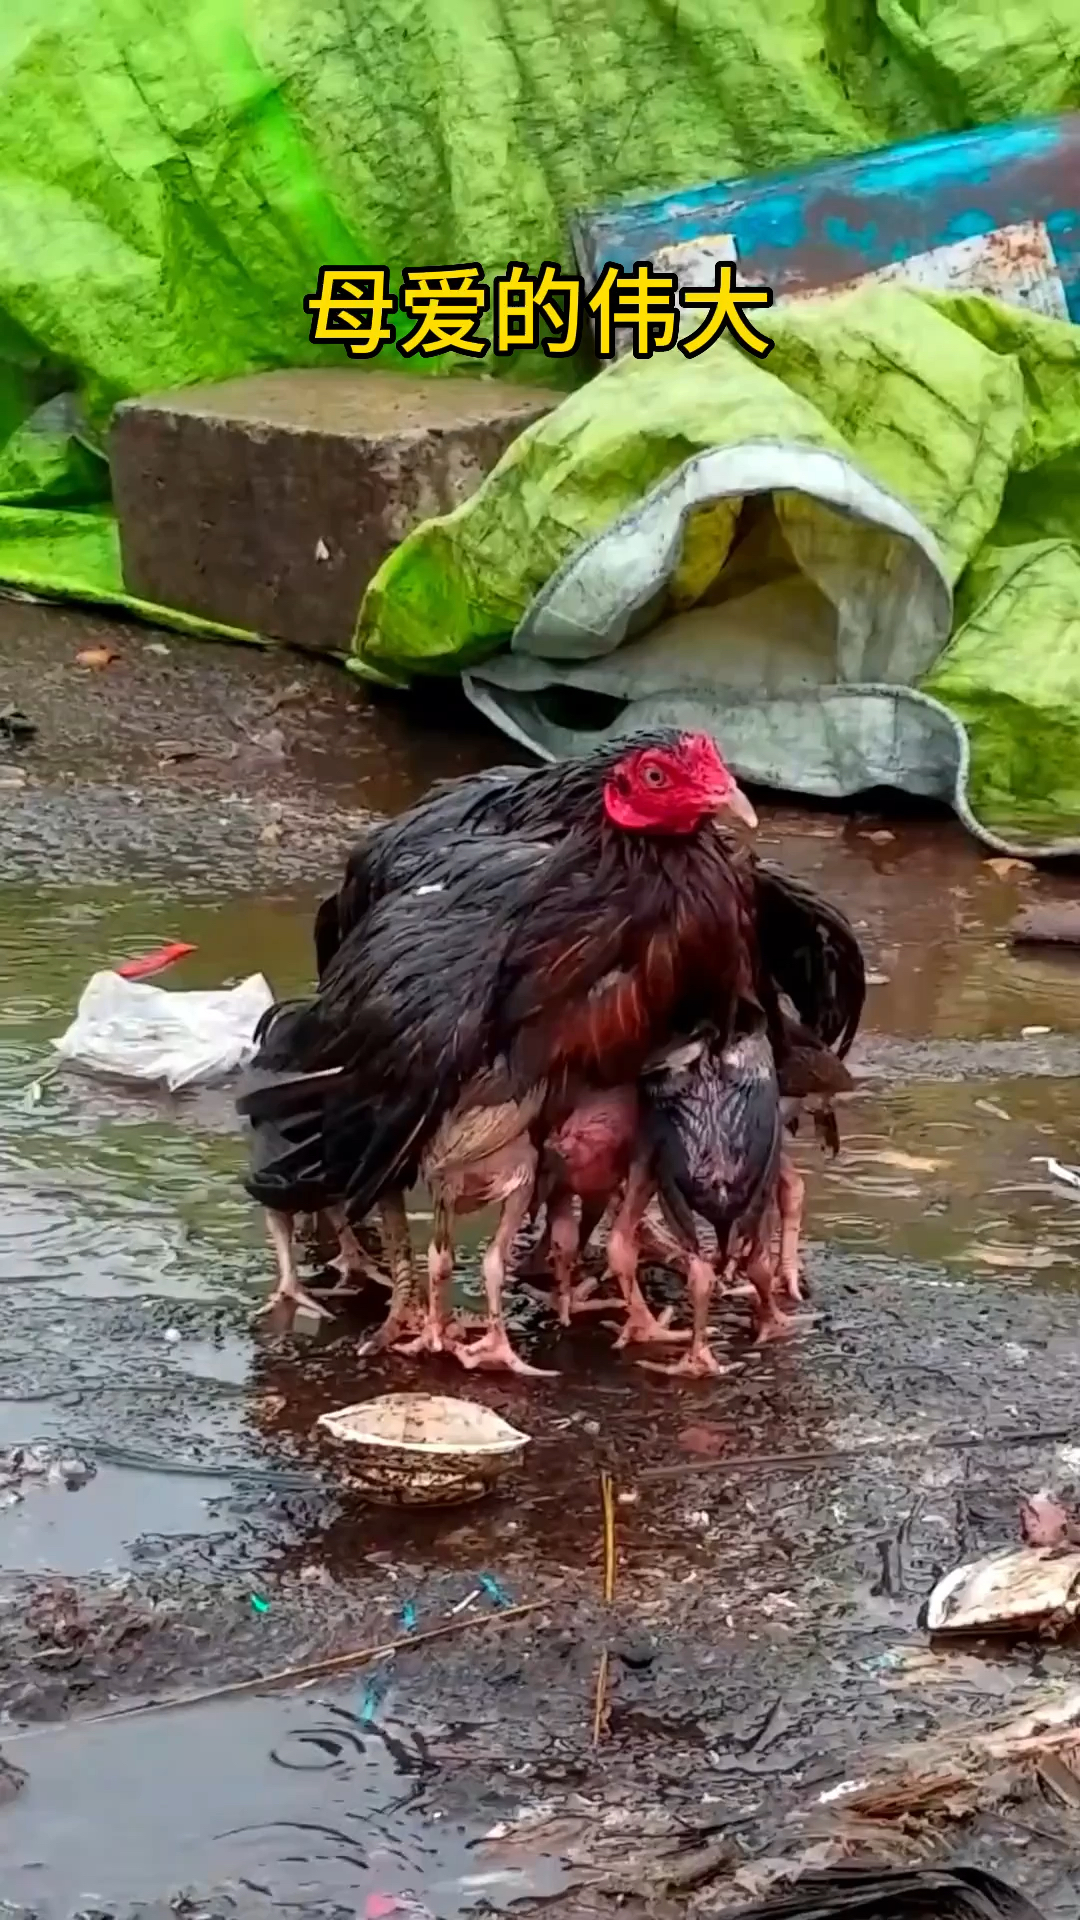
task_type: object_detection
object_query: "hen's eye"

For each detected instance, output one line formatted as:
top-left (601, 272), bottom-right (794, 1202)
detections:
top-left (642, 764), bottom-right (666, 788)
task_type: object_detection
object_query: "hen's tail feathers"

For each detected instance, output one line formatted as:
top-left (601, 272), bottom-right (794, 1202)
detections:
top-left (756, 862), bottom-right (866, 1058)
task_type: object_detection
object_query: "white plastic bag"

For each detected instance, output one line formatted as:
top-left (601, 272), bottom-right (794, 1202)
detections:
top-left (52, 971), bottom-right (275, 1091)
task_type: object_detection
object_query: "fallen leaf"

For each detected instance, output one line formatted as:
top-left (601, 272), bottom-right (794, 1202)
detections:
top-left (74, 646), bottom-right (119, 669)
top-left (862, 1149), bottom-right (944, 1173)
top-left (1020, 1491), bottom-right (1079, 1548)
top-left (984, 857), bottom-right (1034, 878)
top-left (678, 1423), bottom-right (733, 1458)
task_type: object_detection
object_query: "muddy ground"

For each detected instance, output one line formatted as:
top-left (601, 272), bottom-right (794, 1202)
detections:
top-left (4, 599), bottom-right (1080, 1918)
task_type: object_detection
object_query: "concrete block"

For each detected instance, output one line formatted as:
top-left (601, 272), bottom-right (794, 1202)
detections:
top-left (110, 370), bottom-right (556, 651)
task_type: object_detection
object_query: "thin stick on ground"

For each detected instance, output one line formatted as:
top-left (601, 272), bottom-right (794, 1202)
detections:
top-left (3, 1601), bottom-right (546, 1745)
top-left (638, 1423), bottom-right (1080, 1484)
top-left (592, 1467), bottom-right (616, 1746)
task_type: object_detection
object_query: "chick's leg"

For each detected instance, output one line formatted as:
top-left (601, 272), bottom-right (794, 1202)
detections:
top-left (536, 1190), bottom-right (624, 1322)
top-left (321, 1203), bottom-right (388, 1295)
top-left (606, 1163), bottom-right (689, 1349)
top-left (640, 1254), bottom-right (739, 1378)
top-left (747, 1237), bottom-right (799, 1344)
top-left (356, 1190), bottom-right (423, 1355)
top-left (457, 1163), bottom-right (557, 1378)
top-left (254, 1208), bottom-right (334, 1327)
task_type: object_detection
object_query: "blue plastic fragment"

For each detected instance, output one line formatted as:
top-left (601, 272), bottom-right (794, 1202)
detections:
top-left (479, 1574), bottom-right (512, 1608)
top-left (400, 1600), bottom-right (418, 1632)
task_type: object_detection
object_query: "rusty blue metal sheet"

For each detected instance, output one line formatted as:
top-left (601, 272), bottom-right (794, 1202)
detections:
top-left (570, 116), bottom-right (1080, 321)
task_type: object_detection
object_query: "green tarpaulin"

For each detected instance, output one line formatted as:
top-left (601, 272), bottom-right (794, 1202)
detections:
top-left (4, 0), bottom-right (1080, 846)
top-left (357, 286), bottom-right (1080, 855)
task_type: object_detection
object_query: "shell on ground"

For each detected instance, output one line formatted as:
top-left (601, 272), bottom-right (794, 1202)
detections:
top-left (317, 1392), bottom-right (530, 1507)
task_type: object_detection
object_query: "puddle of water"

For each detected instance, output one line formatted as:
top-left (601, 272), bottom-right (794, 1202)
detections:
top-left (0, 1463), bottom-right (231, 1576)
top-left (1, 1688), bottom-right (567, 1915)
top-left (757, 811), bottom-right (1080, 1041)
top-left (6, 798), bottom-right (1080, 1907)
top-left (806, 1072), bottom-right (1080, 1277)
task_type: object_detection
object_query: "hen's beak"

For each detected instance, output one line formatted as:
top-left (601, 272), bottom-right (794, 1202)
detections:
top-left (715, 783), bottom-right (758, 832)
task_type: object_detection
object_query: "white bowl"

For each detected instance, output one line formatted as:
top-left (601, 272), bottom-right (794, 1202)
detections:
top-left (317, 1392), bottom-right (530, 1506)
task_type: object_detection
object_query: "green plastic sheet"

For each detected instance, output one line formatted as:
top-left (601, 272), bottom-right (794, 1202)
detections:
top-left (3, 0), bottom-right (1080, 607)
top-left (4, 0), bottom-right (1080, 845)
top-left (357, 286), bottom-right (1080, 854)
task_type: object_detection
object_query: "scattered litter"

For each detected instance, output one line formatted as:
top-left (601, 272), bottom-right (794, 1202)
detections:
top-left (1020, 1489), bottom-right (1080, 1547)
top-left (865, 971), bottom-right (891, 986)
top-left (143, 640), bottom-right (170, 656)
top-left (360, 1659), bottom-right (394, 1723)
top-left (250, 1593), bottom-right (270, 1615)
top-left (974, 1098), bottom-right (1010, 1120)
top-left (0, 704), bottom-right (35, 744)
top-left (53, 969), bottom-right (274, 1090)
top-left (926, 1543), bottom-right (1080, 1637)
top-left (861, 1645), bottom-right (1019, 1693)
top-left (855, 1148), bottom-right (944, 1174)
top-left (984, 857), bottom-right (1034, 879)
top-left (592, 1469), bottom-right (616, 1746)
top-left (115, 942), bottom-right (197, 980)
top-left (400, 1600), bottom-right (418, 1632)
top-left (0, 767), bottom-right (26, 788)
top-left (479, 1574), bottom-right (512, 1607)
top-left (1035, 1751), bottom-right (1080, 1807)
top-left (1033, 1154), bottom-right (1080, 1192)
top-left (682, 1507), bottom-right (712, 1531)
top-left (723, 1864), bottom-right (1049, 1920)
top-left (1011, 902), bottom-right (1080, 947)
top-left (1022, 1024), bottom-right (1051, 1037)
top-left (74, 646), bottom-right (119, 668)
top-left (817, 1778), bottom-right (869, 1804)
top-left (315, 537), bottom-right (331, 562)
top-left (293, 1301), bottom-right (324, 1338)
top-left (318, 1394), bottom-right (530, 1506)
top-left (679, 1422), bottom-right (732, 1457)
top-left (163, 1327), bottom-right (181, 1346)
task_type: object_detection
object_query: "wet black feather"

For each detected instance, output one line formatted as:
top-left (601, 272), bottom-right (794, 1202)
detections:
top-left (642, 1024), bottom-right (782, 1259)
top-left (316, 732), bottom-right (685, 975)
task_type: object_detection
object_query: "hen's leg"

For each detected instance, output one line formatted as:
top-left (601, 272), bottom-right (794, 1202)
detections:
top-left (607, 1163), bottom-right (690, 1349)
top-left (393, 1195), bottom-right (462, 1356)
top-left (318, 1203), bottom-right (388, 1296)
top-left (640, 1254), bottom-right (739, 1377)
top-left (457, 1170), bottom-right (557, 1378)
top-left (254, 1209), bottom-right (334, 1326)
top-left (356, 1191), bottom-right (424, 1355)
top-left (776, 1156), bottom-right (806, 1303)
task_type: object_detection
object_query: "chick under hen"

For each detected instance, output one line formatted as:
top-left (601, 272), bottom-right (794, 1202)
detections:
top-left (613, 1018), bottom-right (784, 1375)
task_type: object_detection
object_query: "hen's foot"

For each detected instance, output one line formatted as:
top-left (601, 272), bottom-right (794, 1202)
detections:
top-left (454, 1325), bottom-right (558, 1378)
top-left (752, 1307), bottom-right (802, 1345)
top-left (639, 1343), bottom-right (741, 1378)
top-left (252, 1284), bottom-right (334, 1332)
top-left (609, 1303), bottom-right (691, 1349)
top-left (522, 1277), bottom-right (625, 1323)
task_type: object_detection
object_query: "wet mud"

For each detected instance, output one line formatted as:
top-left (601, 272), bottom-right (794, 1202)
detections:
top-left (4, 604), bottom-right (1080, 1916)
